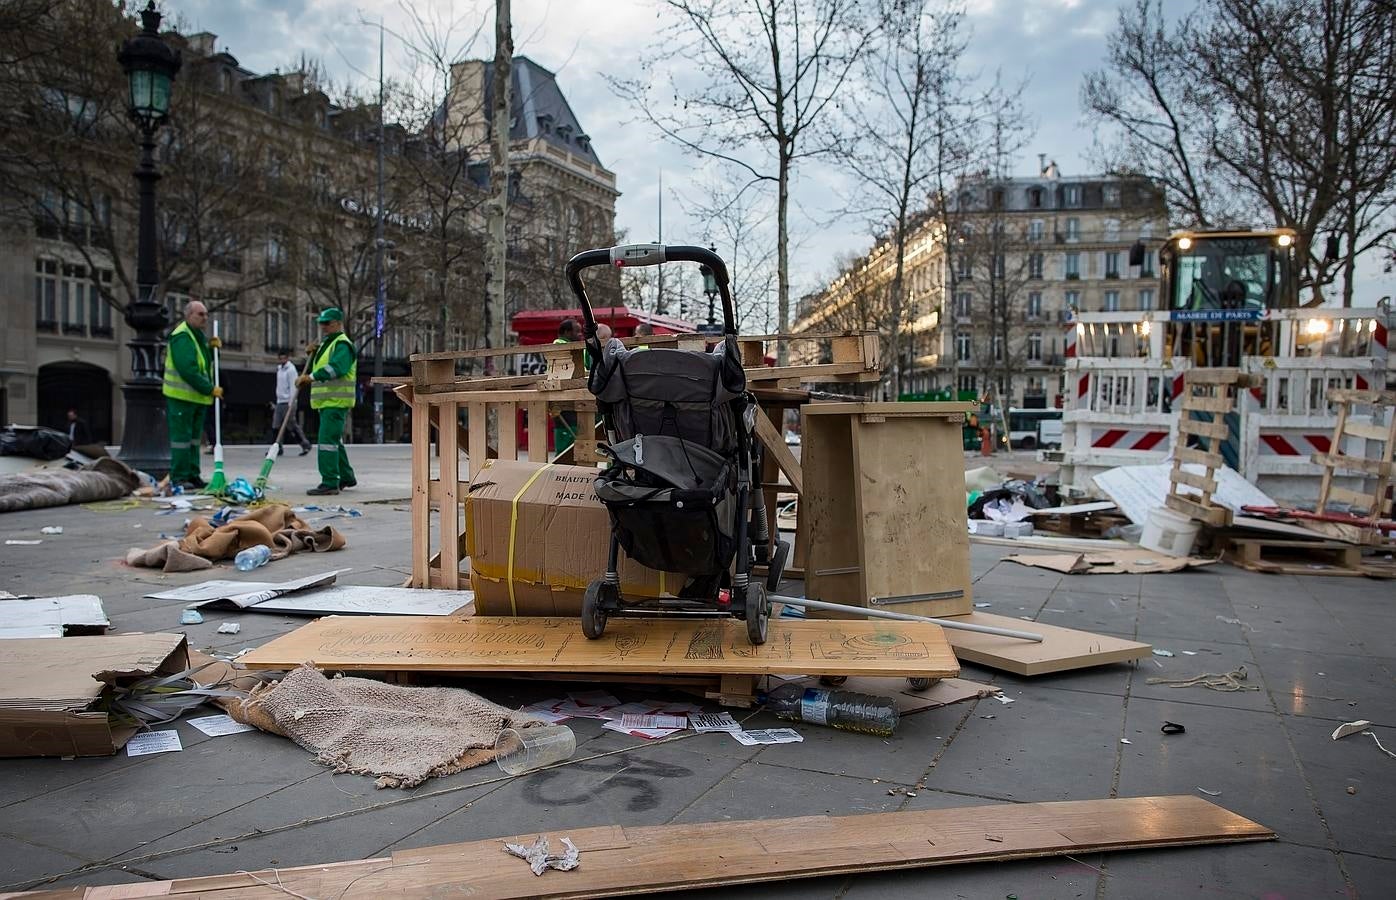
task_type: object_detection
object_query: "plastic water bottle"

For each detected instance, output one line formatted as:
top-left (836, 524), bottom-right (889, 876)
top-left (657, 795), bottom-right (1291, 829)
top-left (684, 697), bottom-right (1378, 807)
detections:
top-left (760, 683), bottom-right (900, 736)
top-left (234, 545), bottom-right (272, 572)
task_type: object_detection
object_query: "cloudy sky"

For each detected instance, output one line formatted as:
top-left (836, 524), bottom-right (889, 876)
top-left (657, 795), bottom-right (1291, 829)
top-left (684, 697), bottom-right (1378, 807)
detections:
top-left (171, 0), bottom-right (1390, 305)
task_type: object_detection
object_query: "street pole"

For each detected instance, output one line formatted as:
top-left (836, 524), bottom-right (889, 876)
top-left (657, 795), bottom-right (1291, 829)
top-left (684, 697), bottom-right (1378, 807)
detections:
top-left (116, 2), bottom-right (181, 477)
top-left (372, 19), bottom-right (386, 444)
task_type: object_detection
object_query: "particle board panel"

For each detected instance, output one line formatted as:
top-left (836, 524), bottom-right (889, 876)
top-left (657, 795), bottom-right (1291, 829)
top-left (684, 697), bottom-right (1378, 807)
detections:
top-left (21, 796), bottom-right (1271, 899)
top-left (238, 615), bottom-right (960, 679)
top-left (939, 612), bottom-right (1151, 676)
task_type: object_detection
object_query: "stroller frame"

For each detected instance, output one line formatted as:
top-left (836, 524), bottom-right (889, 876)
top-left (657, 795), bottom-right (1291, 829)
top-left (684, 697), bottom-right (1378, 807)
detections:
top-left (565, 243), bottom-right (790, 645)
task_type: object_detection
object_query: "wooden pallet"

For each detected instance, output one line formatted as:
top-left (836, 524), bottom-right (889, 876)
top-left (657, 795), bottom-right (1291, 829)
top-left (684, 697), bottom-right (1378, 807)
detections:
top-left (1167, 369), bottom-right (1258, 527)
top-left (1223, 537), bottom-right (1380, 577)
top-left (1312, 388), bottom-right (1395, 525)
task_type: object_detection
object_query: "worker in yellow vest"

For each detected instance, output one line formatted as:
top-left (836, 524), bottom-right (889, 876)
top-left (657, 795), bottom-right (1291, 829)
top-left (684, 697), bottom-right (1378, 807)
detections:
top-left (297, 308), bottom-right (357, 495)
top-left (161, 300), bottom-right (222, 488)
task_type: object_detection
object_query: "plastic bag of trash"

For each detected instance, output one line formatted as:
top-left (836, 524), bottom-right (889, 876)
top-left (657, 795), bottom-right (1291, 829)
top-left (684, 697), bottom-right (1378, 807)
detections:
top-left (0, 426), bottom-right (72, 461)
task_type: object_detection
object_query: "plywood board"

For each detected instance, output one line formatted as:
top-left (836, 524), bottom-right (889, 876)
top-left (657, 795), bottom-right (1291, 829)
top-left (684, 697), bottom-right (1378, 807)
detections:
top-left (1005, 551), bottom-right (1218, 575)
top-left (146, 582), bottom-right (473, 617)
top-left (1093, 463), bottom-right (1276, 526)
top-left (0, 595), bottom-right (109, 639)
top-left (239, 615), bottom-right (960, 679)
top-left (940, 612), bottom-right (1151, 676)
top-left (20, 796), bottom-right (1270, 899)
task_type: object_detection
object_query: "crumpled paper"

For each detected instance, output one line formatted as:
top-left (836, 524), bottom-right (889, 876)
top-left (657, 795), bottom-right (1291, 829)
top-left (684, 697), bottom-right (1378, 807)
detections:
top-left (503, 834), bottom-right (580, 876)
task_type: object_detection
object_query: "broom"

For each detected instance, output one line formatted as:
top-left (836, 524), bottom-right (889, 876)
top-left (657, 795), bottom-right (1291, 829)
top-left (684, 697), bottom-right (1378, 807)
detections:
top-left (205, 319), bottom-right (228, 495)
top-left (253, 355), bottom-right (313, 492)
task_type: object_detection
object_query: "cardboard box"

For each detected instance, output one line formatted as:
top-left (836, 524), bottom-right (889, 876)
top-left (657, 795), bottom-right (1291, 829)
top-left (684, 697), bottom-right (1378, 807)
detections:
top-left (0, 632), bottom-right (189, 757)
top-left (465, 459), bottom-right (682, 616)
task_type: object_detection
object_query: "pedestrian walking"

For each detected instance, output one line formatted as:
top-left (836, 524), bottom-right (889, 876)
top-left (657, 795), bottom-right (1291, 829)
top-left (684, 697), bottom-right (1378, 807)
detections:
top-left (162, 300), bottom-right (222, 488)
top-left (272, 351), bottom-right (312, 456)
top-left (65, 409), bottom-right (92, 445)
top-left (299, 307), bottom-right (357, 496)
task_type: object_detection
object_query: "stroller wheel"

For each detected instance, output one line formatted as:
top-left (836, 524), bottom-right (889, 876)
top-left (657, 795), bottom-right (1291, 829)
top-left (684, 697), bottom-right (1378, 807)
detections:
top-left (907, 677), bottom-right (938, 691)
top-left (744, 582), bottom-right (769, 646)
top-left (819, 675), bottom-right (848, 687)
top-left (766, 540), bottom-right (791, 591)
top-left (582, 580), bottom-right (613, 640)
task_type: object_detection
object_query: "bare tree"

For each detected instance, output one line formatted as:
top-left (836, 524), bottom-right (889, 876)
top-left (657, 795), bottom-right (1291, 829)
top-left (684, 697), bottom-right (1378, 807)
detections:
top-left (681, 178), bottom-right (779, 332)
top-left (1085, 0), bottom-right (1396, 306)
top-left (609, 0), bottom-right (872, 358)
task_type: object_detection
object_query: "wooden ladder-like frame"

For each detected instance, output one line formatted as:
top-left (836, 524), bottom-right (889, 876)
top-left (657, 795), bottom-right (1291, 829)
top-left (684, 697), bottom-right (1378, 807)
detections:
top-left (1312, 388), bottom-right (1396, 525)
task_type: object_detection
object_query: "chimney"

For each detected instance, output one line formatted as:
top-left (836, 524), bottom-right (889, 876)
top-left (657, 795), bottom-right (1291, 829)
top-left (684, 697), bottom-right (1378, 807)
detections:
top-left (188, 32), bottom-right (217, 56)
top-left (1038, 153), bottom-right (1047, 175)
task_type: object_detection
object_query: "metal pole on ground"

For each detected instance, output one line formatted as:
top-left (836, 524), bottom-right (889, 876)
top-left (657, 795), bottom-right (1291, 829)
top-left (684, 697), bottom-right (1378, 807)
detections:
top-left (772, 595), bottom-right (1044, 642)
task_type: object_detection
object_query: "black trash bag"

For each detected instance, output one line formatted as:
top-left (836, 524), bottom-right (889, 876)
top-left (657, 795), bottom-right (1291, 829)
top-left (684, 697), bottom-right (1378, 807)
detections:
top-left (0, 426), bottom-right (73, 461)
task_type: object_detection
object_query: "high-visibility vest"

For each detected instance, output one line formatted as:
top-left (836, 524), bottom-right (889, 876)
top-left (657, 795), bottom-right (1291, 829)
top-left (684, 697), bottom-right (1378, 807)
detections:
top-left (310, 332), bottom-right (357, 409)
top-left (161, 322), bottom-right (212, 405)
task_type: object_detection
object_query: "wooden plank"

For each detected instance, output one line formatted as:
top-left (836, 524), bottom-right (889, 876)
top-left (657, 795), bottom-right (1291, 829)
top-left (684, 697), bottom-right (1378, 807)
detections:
top-left (804, 401), bottom-right (974, 417)
top-left (1172, 446), bottom-right (1223, 468)
top-left (1183, 368), bottom-right (1246, 384)
top-left (415, 374), bottom-right (543, 394)
top-left (802, 410), bottom-right (867, 616)
top-left (1324, 485), bottom-right (1380, 508)
top-left (438, 400), bottom-right (460, 591)
top-left (1327, 387), bottom-right (1396, 405)
top-left (1164, 494), bottom-right (1231, 526)
top-left (239, 615), bottom-right (960, 679)
top-left (43, 797), bottom-right (1270, 899)
top-left (410, 397), bottom-right (431, 589)
top-left (496, 404), bottom-right (518, 463)
top-left (1310, 452), bottom-right (1391, 476)
top-left (752, 406), bottom-right (803, 494)
top-left (1177, 417), bottom-right (1230, 440)
top-left (1341, 419), bottom-right (1394, 443)
top-left (527, 401), bottom-right (549, 463)
top-left (466, 402), bottom-right (488, 478)
top-left (1180, 394), bottom-right (1235, 413)
top-left (1169, 468), bottom-right (1218, 494)
top-left (420, 387), bottom-right (594, 404)
top-left (940, 612), bottom-right (1151, 676)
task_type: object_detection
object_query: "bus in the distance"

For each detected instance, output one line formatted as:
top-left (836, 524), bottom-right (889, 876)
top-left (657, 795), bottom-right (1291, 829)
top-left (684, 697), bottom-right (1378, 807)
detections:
top-left (1007, 407), bottom-right (1063, 450)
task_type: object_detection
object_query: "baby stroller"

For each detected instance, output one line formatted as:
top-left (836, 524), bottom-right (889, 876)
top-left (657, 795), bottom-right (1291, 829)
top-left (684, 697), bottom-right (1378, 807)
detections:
top-left (565, 243), bottom-right (790, 645)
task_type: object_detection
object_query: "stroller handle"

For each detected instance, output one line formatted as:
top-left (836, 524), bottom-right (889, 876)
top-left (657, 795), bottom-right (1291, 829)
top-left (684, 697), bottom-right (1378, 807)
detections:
top-left (565, 244), bottom-right (737, 339)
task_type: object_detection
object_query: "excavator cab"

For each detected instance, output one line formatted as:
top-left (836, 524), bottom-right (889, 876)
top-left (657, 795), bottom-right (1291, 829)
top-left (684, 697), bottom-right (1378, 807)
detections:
top-left (1137, 229), bottom-right (1300, 366)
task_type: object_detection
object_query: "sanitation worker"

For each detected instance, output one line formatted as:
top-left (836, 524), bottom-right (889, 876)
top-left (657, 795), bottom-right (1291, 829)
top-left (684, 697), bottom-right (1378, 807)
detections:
top-left (162, 300), bottom-right (221, 489)
top-left (299, 308), bottom-right (357, 496)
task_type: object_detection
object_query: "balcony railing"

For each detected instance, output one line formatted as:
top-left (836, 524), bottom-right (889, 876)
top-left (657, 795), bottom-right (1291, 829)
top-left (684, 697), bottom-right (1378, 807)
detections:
top-left (36, 318), bottom-right (57, 333)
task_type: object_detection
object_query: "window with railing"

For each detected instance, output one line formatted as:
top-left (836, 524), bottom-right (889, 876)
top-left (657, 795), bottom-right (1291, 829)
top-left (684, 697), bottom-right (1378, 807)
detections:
top-left (955, 254), bottom-right (971, 280)
top-left (60, 263), bottom-right (88, 335)
top-left (1140, 249), bottom-right (1155, 277)
top-left (1064, 252), bottom-right (1080, 279)
top-left (1104, 290), bottom-right (1120, 312)
top-left (34, 258), bottom-right (58, 330)
top-left (1105, 251), bottom-right (1120, 279)
top-left (955, 332), bottom-right (972, 362)
top-left (1065, 289), bottom-right (1081, 312)
top-left (1029, 219), bottom-right (1045, 241)
top-left (265, 300), bottom-right (292, 352)
top-left (1027, 291), bottom-right (1042, 319)
top-left (955, 292), bottom-right (972, 317)
top-left (1027, 332), bottom-right (1042, 361)
top-left (1028, 253), bottom-right (1044, 279)
top-left (211, 300), bottom-right (241, 349)
top-left (1065, 217), bottom-right (1081, 241)
top-left (1138, 288), bottom-right (1155, 311)
top-left (958, 374), bottom-right (977, 394)
top-left (265, 233), bottom-right (288, 276)
top-left (1063, 185), bottom-right (1082, 207)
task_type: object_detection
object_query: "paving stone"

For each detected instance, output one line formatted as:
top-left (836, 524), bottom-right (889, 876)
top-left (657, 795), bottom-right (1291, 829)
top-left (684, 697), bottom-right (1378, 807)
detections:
top-left (1099, 840), bottom-right (1350, 898)
top-left (669, 759), bottom-right (901, 823)
top-left (1282, 714), bottom-right (1396, 860)
top-left (1118, 696), bottom-right (1331, 850)
top-left (1251, 646), bottom-right (1396, 726)
top-left (1128, 647), bottom-right (1275, 714)
top-left (1341, 851), bottom-right (1396, 900)
top-left (0, 835), bottom-right (90, 891)
top-left (1038, 590), bottom-right (1139, 634)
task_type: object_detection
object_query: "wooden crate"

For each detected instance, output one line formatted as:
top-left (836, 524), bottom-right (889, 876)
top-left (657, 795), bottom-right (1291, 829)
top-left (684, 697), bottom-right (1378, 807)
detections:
top-left (1312, 388), bottom-right (1395, 524)
top-left (389, 333), bottom-right (880, 591)
top-left (1167, 369), bottom-right (1259, 527)
top-left (1224, 537), bottom-right (1369, 576)
top-left (802, 402), bottom-right (975, 619)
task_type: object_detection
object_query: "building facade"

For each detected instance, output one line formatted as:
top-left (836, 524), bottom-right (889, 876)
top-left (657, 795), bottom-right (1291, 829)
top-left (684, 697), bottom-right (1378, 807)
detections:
top-left (793, 164), bottom-right (1169, 407)
top-left (0, 7), bottom-right (616, 445)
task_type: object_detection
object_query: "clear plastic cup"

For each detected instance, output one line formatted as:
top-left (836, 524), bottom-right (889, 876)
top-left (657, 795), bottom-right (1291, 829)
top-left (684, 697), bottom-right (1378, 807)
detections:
top-left (494, 724), bottom-right (576, 775)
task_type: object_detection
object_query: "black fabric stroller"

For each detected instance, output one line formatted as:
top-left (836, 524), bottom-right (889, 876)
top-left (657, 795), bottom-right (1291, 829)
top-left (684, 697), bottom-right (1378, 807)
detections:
top-left (565, 243), bottom-right (790, 645)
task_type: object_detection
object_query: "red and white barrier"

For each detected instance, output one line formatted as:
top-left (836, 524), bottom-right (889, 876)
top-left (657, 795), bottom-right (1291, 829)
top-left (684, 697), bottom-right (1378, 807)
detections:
top-left (1090, 428), bottom-right (1169, 451)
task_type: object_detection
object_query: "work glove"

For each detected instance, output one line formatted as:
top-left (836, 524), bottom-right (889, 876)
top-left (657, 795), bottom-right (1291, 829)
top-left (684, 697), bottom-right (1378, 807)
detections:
top-left (208, 336), bottom-right (222, 349)
top-left (296, 374), bottom-right (313, 388)
top-left (211, 386), bottom-right (224, 399)
top-left (305, 342), bottom-right (318, 355)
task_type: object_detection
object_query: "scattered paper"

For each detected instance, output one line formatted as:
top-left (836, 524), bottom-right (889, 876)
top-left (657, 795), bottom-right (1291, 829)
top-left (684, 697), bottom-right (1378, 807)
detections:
top-left (1198, 788), bottom-right (1222, 797)
top-left (1120, 738), bottom-right (1132, 744)
top-left (5, 540), bottom-right (41, 545)
top-left (186, 714), bottom-right (255, 737)
top-left (503, 835), bottom-right (580, 876)
top-left (731, 728), bottom-right (803, 746)
top-left (126, 730), bottom-right (183, 756)
top-left (216, 622), bottom-right (240, 634)
top-left (620, 713), bottom-right (686, 731)
top-left (40, 526), bottom-right (63, 535)
top-left (690, 712), bottom-right (742, 733)
top-left (520, 705), bottom-right (572, 725)
top-left (974, 602), bottom-right (992, 608)
top-left (567, 690), bottom-right (621, 709)
top-left (993, 695), bottom-right (1015, 705)
top-left (1152, 649), bottom-right (1175, 658)
top-left (1181, 650), bottom-right (1198, 656)
top-left (180, 609), bottom-right (204, 625)
top-left (601, 720), bottom-right (682, 740)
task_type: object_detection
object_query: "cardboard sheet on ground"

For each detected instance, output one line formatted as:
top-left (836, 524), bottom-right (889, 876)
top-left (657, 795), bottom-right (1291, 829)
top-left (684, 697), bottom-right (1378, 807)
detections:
top-left (939, 612), bottom-right (1151, 676)
top-left (1005, 550), bottom-right (1218, 575)
top-left (146, 575), bottom-right (472, 616)
top-left (775, 675), bottom-right (1000, 714)
top-left (0, 594), bottom-right (109, 638)
top-left (0, 633), bottom-right (189, 757)
top-left (240, 615), bottom-right (961, 679)
top-left (1093, 463), bottom-right (1276, 526)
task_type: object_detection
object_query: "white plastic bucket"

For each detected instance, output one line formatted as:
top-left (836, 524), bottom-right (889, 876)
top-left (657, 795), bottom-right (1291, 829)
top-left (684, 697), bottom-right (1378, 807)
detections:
top-left (1140, 506), bottom-right (1201, 558)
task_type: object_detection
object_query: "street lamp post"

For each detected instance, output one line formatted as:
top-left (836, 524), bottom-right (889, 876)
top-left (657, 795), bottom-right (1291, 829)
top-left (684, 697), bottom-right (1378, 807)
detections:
top-left (701, 243), bottom-right (719, 327)
top-left (116, 1), bottom-right (181, 476)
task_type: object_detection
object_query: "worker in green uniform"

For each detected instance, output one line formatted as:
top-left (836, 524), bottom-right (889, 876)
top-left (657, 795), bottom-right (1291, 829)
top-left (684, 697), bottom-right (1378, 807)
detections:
top-left (298, 308), bottom-right (357, 496)
top-left (162, 300), bottom-right (222, 488)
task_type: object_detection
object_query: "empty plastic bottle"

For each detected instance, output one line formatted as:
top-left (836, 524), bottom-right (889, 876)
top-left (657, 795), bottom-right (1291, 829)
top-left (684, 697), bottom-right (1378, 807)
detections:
top-left (234, 544), bottom-right (272, 572)
top-left (760, 683), bottom-right (900, 736)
